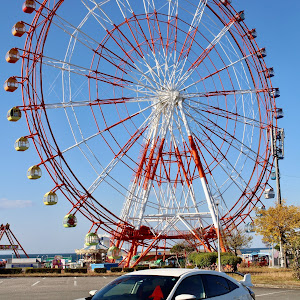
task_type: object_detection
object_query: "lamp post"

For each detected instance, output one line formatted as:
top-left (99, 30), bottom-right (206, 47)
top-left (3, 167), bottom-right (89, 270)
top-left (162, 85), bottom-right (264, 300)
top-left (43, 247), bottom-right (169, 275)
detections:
top-left (216, 199), bottom-right (221, 272)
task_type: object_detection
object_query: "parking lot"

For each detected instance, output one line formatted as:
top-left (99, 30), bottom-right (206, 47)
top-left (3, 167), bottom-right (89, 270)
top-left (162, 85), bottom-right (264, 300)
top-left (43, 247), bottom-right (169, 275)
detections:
top-left (0, 276), bottom-right (299, 299)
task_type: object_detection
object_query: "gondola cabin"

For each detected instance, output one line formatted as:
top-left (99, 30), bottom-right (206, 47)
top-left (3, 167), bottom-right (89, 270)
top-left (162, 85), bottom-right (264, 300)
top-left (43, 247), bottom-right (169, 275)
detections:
top-left (15, 137), bottom-right (29, 151)
top-left (27, 165), bottom-right (42, 179)
top-left (43, 191), bottom-right (58, 206)
top-left (7, 107), bottom-right (21, 122)
top-left (235, 11), bottom-right (245, 22)
top-left (277, 148), bottom-right (284, 160)
top-left (257, 48), bottom-right (267, 58)
top-left (12, 22), bottom-right (26, 37)
top-left (220, 0), bottom-right (231, 5)
top-left (4, 77), bottom-right (18, 92)
top-left (85, 233), bottom-right (99, 246)
top-left (256, 206), bottom-right (266, 217)
top-left (265, 67), bottom-right (275, 78)
top-left (63, 214), bottom-right (77, 228)
top-left (247, 29), bottom-right (257, 39)
top-left (5, 48), bottom-right (20, 63)
top-left (269, 88), bottom-right (280, 98)
top-left (245, 222), bottom-right (255, 233)
top-left (23, 0), bottom-right (36, 14)
top-left (107, 246), bottom-right (121, 260)
top-left (276, 108), bottom-right (284, 119)
top-left (264, 188), bottom-right (275, 199)
top-left (271, 170), bottom-right (276, 180)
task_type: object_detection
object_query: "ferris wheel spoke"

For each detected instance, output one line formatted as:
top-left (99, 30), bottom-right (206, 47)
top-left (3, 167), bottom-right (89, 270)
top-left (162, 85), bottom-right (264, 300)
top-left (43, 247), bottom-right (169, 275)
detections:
top-left (184, 88), bottom-right (268, 98)
top-left (40, 96), bottom-right (154, 109)
top-left (167, 0), bottom-right (178, 21)
top-left (41, 54), bottom-right (158, 92)
top-left (116, 0), bottom-right (134, 19)
top-left (185, 99), bottom-right (262, 128)
top-left (184, 106), bottom-right (267, 171)
top-left (175, 0), bottom-right (207, 72)
top-left (177, 16), bottom-right (237, 89)
top-left (192, 130), bottom-right (253, 196)
top-left (81, 101), bottom-right (170, 195)
top-left (181, 53), bottom-right (254, 91)
top-left (61, 99), bottom-right (161, 154)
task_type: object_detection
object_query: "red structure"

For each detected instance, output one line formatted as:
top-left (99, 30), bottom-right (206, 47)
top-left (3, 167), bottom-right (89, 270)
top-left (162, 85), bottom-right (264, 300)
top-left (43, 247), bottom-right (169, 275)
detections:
top-left (0, 224), bottom-right (29, 258)
top-left (5, 0), bottom-right (282, 267)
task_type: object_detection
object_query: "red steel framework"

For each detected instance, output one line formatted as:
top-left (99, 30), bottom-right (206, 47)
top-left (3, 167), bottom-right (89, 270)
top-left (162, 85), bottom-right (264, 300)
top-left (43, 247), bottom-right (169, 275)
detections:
top-left (6, 0), bottom-right (280, 267)
top-left (0, 224), bottom-right (29, 258)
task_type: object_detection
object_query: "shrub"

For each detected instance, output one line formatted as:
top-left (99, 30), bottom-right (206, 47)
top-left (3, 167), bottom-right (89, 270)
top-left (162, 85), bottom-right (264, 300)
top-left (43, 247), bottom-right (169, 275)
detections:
top-left (195, 253), bottom-right (217, 268)
top-left (64, 268), bottom-right (87, 274)
top-left (94, 268), bottom-right (107, 273)
top-left (25, 268), bottom-right (61, 274)
top-left (110, 267), bottom-right (122, 273)
top-left (123, 267), bottom-right (134, 273)
top-left (150, 266), bottom-right (159, 269)
top-left (134, 266), bottom-right (148, 271)
top-left (0, 268), bottom-right (22, 274)
top-left (220, 255), bottom-right (242, 271)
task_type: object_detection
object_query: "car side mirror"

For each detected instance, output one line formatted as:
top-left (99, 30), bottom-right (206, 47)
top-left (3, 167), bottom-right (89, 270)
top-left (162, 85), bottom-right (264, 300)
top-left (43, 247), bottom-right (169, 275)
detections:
top-left (175, 295), bottom-right (197, 300)
top-left (89, 290), bottom-right (98, 296)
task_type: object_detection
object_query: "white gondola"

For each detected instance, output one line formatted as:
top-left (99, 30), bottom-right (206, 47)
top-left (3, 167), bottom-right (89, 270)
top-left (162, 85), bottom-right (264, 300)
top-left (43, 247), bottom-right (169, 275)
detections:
top-left (264, 188), bottom-right (275, 199)
top-left (256, 206), bottom-right (266, 217)
top-left (245, 222), bottom-right (255, 233)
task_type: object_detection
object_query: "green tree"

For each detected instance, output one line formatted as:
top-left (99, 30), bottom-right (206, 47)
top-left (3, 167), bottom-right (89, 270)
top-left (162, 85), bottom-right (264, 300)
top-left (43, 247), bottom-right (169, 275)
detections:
top-left (170, 242), bottom-right (196, 267)
top-left (254, 201), bottom-right (300, 268)
top-left (226, 227), bottom-right (253, 256)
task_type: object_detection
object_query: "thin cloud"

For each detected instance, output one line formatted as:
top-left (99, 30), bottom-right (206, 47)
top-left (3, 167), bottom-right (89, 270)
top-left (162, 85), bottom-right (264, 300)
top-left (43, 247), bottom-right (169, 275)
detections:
top-left (0, 198), bottom-right (33, 209)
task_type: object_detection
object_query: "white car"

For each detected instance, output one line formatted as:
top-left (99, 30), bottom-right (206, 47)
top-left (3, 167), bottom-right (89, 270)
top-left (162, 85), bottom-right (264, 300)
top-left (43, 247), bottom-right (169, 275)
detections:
top-left (78, 268), bottom-right (255, 300)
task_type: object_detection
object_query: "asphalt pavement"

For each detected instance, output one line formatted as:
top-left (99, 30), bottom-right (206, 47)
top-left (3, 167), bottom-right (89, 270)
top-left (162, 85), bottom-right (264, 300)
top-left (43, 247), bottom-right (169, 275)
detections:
top-left (0, 276), bottom-right (299, 300)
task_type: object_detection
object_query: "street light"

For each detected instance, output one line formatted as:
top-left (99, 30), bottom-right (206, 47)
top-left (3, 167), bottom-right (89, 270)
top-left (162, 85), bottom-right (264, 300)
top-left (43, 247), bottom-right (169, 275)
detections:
top-left (215, 199), bottom-right (221, 272)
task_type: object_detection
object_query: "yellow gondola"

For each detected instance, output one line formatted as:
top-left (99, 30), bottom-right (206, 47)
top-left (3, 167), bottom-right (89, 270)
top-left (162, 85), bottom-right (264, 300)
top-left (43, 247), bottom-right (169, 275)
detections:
top-left (27, 165), bottom-right (42, 179)
top-left (43, 191), bottom-right (58, 205)
top-left (15, 137), bottom-right (29, 151)
top-left (7, 107), bottom-right (21, 122)
top-left (85, 233), bottom-right (99, 246)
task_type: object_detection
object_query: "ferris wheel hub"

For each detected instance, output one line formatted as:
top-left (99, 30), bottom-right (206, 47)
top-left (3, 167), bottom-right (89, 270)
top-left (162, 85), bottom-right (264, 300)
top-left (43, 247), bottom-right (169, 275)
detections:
top-left (156, 89), bottom-right (182, 107)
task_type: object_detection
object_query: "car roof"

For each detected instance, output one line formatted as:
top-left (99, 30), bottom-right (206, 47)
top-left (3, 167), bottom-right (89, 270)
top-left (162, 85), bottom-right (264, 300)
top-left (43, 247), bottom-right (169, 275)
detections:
top-left (125, 268), bottom-right (231, 278)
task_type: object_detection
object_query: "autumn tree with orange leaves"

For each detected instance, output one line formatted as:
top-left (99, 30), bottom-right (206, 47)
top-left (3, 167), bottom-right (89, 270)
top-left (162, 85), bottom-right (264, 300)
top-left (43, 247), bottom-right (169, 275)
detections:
top-left (254, 201), bottom-right (300, 269)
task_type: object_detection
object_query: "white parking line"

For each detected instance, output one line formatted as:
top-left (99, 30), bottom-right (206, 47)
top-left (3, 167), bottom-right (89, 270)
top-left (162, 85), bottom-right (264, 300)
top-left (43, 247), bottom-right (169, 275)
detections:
top-left (0, 281), bottom-right (3, 284)
top-left (31, 281), bottom-right (40, 287)
top-left (256, 290), bottom-right (292, 297)
top-left (74, 280), bottom-right (77, 286)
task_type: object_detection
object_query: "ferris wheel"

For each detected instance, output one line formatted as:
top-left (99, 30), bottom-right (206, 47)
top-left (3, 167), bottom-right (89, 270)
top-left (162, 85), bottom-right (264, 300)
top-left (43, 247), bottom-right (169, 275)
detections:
top-left (6, 0), bottom-right (283, 267)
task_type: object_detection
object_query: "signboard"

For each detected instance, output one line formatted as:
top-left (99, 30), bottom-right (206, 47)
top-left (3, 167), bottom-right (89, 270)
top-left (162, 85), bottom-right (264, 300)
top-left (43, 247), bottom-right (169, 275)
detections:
top-left (0, 245), bottom-right (18, 250)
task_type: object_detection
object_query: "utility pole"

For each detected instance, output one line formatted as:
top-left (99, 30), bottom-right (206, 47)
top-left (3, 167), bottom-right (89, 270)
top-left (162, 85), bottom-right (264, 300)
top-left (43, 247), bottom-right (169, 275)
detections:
top-left (271, 127), bottom-right (284, 267)
top-left (216, 200), bottom-right (221, 272)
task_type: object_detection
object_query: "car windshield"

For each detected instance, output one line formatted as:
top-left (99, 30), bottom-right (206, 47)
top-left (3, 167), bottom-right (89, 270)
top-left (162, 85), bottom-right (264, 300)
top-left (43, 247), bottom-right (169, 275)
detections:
top-left (92, 275), bottom-right (179, 300)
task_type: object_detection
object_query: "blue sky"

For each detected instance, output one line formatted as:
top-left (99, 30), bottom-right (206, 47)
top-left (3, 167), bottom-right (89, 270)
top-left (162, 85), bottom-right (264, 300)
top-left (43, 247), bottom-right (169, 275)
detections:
top-left (0, 0), bottom-right (299, 254)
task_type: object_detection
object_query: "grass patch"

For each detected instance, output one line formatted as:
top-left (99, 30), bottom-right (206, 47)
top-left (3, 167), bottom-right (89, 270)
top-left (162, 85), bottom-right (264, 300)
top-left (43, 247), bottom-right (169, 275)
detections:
top-left (233, 267), bottom-right (300, 287)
